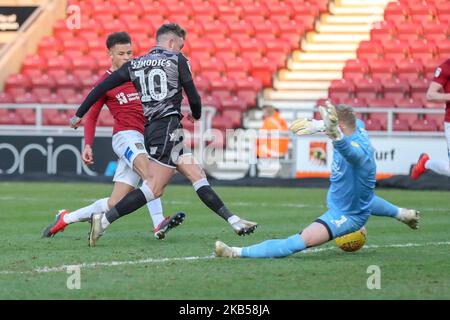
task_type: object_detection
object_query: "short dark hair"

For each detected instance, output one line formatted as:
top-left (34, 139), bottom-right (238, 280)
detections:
top-left (156, 23), bottom-right (186, 41)
top-left (106, 32), bottom-right (131, 49)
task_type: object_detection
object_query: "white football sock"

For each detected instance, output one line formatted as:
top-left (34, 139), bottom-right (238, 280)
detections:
top-left (101, 215), bottom-right (110, 229)
top-left (227, 215), bottom-right (240, 225)
top-left (147, 198), bottom-right (165, 228)
top-left (425, 160), bottom-right (450, 177)
top-left (64, 198), bottom-right (109, 224)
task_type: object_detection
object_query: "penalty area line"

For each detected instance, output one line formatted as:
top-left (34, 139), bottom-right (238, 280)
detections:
top-left (1, 241), bottom-right (449, 275)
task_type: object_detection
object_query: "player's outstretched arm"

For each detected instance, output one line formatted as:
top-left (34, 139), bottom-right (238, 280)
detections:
top-left (289, 118), bottom-right (325, 136)
top-left (426, 81), bottom-right (450, 102)
top-left (75, 62), bottom-right (131, 119)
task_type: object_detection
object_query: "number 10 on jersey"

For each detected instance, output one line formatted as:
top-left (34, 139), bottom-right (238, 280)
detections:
top-left (135, 69), bottom-right (168, 102)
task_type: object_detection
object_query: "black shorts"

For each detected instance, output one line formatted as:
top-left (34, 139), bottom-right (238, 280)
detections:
top-left (144, 115), bottom-right (190, 168)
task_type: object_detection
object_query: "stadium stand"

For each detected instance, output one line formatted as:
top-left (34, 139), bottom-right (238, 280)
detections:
top-left (0, 0), bottom-right (326, 133)
top-left (0, 0), bottom-right (447, 143)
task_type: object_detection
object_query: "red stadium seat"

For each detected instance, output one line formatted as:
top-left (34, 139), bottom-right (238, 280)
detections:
top-left (13, 92), bottom-right (38, 103)
top-left (221, 96), bottom-right (246, 112)
top-left (437, 40), bottom-right (450, 57)
top-left (410, 78), bottom-right (430, 100)
top-left (370, 22), bottom-right (396, 42)
top-left (210, 76), bottom-right (235, 92)
top-left (5, 73), bottom-right (31, 92)
top-left (383, 40), bottom-right (409, 62)
top-left (42, 109), bottom-right (68, 126)
top-left (38, 36), bottom-right (64, 54)
top-left (0, 92), bottom-right (13, 103)
top-left (409, 39), bottom-right (436, 62)
top-left (410, 119), bottom-right (438, 131)
top-left (422, 21), bottom-right (449, 42)
top-left (395, 97), bottom-right (424, 108)
top-left (395, 23), bottom-right (422, 42)
top-left (47, 56), bottom-right (73, 72)
top-left (212, 115), bottom-right (233, 131)
top-left (22, 54), bottom-right (47, 74)
top-left (409, 2), bottom-right (436, 23)
top-left (396, 58), bottom-right (424, 81)
top-left (64, 93), bottom-right (85, 104)
top-left (364, 119), bottom-right (383, 131)
top-left (366, 97), bottom-right (395, 108)
top-left (393, 119), bottom-right (410, 131)
top-left (15, 108), bottom-right (36, 125)
top-left (55, 74), bottom-right (82, 90)
top-left (0, 109), bottom-right (23, 125)
top-left (329, 78), bottom-right (355, 101)
top-left (370, 59), bottom-right (396, 81)
top-left (357, 41), bottom-right (383, 61)
top-left (222, 110), bottom-right (242, 128)
top-left (339, 97), bottom-right (368, 108)
top-left (369, 112), bottom-right (388, 125)
top-left (355, 78), bottom-right (382, 100)
top-left (30, 74), bottom-right (56, 90)
top-left (343, 59), bottom-right (369, 80)
top-left (38, 93), bottom-right (64, 104)
top-left (396, 113), bottom-right (418, 126)
top-left (384, 2), bottom-right (409, 24)
top-left (236, 90), bottom-right (257, 109)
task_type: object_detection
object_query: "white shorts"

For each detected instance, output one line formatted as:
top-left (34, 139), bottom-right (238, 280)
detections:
top-left (111, 130), bottom-right (148, 187)
top-left (445, 122), bottom-right (450, 160)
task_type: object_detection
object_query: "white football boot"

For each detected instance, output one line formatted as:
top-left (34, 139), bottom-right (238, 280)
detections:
top-left (215, 241), bottom-right (240, 258)
top-left (396, 208), bottom-right (421, 229)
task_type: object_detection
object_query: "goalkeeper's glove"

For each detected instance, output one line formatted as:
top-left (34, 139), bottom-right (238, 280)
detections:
top-left (318, 101), bottom-right (342, 140)
top-left (289, 118), bottom-right (325, 136)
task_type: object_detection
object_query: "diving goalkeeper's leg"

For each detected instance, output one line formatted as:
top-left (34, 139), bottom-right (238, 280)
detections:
top-left (370, 195), bottom-right (420, 229)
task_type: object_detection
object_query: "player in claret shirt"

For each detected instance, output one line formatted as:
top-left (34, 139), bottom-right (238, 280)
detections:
top-left (43, 32), bottom-right (184, 241)
top-left (71, 24), bottom-right (258, 246)
top-left (411, 59), bottom-right (450, 179)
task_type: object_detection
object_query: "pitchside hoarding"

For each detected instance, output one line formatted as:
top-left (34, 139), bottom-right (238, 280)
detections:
top-left (295, 135), bottom-right (448, 178)
top-left (0, 135), bottom-right (115, 176)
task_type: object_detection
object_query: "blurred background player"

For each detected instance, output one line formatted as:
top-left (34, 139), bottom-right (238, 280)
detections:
top-left (71, 23), bottom-right (257, 246)
top-left (43, 32), bottom-right (185, 240)
top-left (215, 103), bottom-right (420, 258)
top-left (256, 105), bottom-right (289, 158)
top-left (411, 59), bottom-right (450, 179)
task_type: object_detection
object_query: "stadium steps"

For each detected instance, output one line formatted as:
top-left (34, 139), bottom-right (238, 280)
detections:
top-left (259, 0), bottom-right (390, 113)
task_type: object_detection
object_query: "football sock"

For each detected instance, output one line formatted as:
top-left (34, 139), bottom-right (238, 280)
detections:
top-left (241, 234), bottom-right (306, 258)
top-left (105, 185), bottom-right (154, 225)
top-left (147, 198), bottom-right (164, 227)
top-left (425, 160), bottom-right (450, 177)
top-left (64, 198), bottom-right (109, 224)
top-left (369, 196), bottom-right (399, 218)
top-left (193, 178), bottom-right (233, 221)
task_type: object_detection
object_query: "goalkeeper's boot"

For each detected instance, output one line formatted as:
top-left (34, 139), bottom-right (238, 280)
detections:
top-left (411, 153), bottom-right (429, 180)
top-left (153, 212), bottom-right (186, 240)
top-left (88, 212), bottom-right (106, 247)
top-left (396, 208), bottom-right (421, 229)
top-left (231, 219), bottom-right (258, 236)
top-left (42, 209), bottom-right (69, 238)
top-left (215, 241), bottom-right (239, 258)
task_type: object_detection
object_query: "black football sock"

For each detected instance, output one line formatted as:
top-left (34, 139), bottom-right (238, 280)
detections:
top-left (105, 189), bottom-right (147, 224)
top-left (196, 185), bottom-right (233, 221)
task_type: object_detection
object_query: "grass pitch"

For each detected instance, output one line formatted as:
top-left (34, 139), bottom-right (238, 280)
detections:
top-left (0, 182), bottom-right (449, 299)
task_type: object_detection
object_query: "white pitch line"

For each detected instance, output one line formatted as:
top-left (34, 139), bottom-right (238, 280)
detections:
top-left (1, 241), bottom-right (449, 276)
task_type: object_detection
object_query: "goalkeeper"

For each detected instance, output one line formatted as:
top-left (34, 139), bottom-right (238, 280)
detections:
top-left (215, 102), bottom-right (420, 258)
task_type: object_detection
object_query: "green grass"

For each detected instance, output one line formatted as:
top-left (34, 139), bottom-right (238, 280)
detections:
top-left (0, 182), bottom-right (449, 299)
